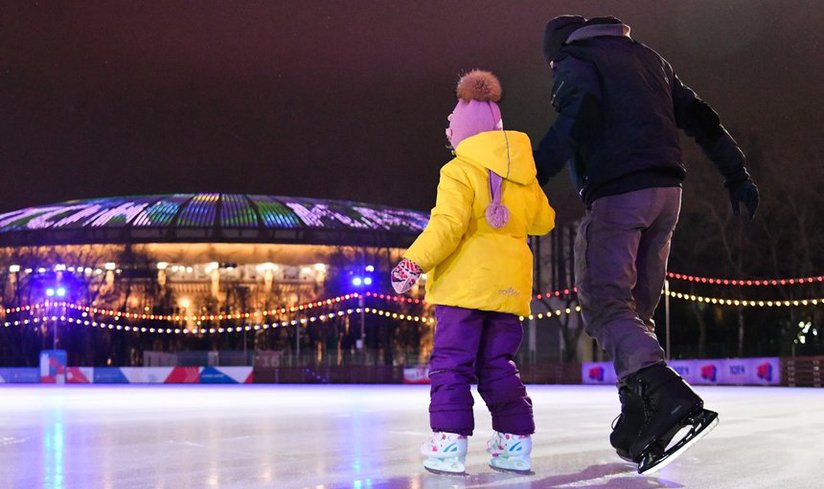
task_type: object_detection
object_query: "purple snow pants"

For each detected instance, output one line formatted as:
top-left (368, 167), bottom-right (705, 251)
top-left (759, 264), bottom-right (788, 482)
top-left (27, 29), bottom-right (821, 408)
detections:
top-left (428, 305), bottom-right (534, 437)
top-left (575, 187), bottom-right (681, 379)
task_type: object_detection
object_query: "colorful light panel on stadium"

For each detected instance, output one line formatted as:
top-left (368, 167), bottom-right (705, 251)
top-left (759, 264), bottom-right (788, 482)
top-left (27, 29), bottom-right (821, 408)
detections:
top-left (0, 194), bottom-right (429, 234)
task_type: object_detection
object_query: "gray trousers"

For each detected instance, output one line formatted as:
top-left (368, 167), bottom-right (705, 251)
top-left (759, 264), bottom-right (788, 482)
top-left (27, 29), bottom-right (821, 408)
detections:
top-left (574, 187), bottom-right (681, 379)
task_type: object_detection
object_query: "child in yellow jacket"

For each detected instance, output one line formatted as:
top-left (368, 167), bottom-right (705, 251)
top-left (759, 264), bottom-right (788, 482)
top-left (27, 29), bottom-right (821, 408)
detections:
top-left (390, 70), bottom-right (555, 475)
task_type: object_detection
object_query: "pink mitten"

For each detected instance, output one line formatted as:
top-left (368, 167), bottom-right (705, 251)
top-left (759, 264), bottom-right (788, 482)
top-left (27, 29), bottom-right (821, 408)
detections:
top-left (391, 258), bottom-right (422, 294)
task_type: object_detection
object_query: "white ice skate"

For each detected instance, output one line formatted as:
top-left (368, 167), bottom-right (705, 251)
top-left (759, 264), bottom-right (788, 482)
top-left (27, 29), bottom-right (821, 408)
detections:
top-left (420, 432), bottom-right (468, 475)
top-left (486, 432), bottom-right (532, 474)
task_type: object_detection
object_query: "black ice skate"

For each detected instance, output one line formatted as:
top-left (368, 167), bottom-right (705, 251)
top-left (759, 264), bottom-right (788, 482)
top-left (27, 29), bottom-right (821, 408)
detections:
top-left (609, 384), bottom-right (645, 463)
top-left (624, 364), bottom-right (719, 474)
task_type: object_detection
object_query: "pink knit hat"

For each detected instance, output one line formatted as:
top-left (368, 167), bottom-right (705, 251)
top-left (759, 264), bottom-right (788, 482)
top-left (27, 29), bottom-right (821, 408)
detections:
top-left (446, 70), bottom-right (503, 148)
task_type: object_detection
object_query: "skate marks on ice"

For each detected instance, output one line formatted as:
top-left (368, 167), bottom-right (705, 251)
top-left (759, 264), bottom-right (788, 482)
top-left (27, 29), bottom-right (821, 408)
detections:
top-left (519, 463), bottom-right (681, 489)
top-left (340, 462), bottom-right (681, 489)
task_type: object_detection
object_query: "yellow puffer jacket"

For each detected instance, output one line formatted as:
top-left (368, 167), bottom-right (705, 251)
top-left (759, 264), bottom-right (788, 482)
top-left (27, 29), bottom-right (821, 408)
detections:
top-left (404, 130), bottom-right (555, 316)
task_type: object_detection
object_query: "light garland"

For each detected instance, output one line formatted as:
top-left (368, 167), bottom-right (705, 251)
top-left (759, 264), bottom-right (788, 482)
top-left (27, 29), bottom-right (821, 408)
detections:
top-left (365, 292), bottom-right (424, 305)
top-left (665, 290), bottom-right (822, 307)
top-left (5, 295), bottom-right (361, 322)
top-left (535, 288), bottom-right (578, 300)
top-left (1, 307), bottom-right (436, 334)
top-left (2, 310), bottom-right (358, 334)
top-left (370, 288), bottom-right (579, 303)
top-left (520, 305), bottom-right (582, 322)
top-left (3, 304), bottom-right (40, 315)
top-left (363, 307), bottom-right (434, 324)
top-left (7, 273), bottom-right (821, 329)
top-left (666, 272), bottom-right (824, 287)
top-left (4, 293), bottom-right (424, 323)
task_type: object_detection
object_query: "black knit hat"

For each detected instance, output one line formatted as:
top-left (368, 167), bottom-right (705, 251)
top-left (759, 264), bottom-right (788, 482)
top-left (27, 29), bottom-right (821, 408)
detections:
top-left (543, 15), bottom-right (586, 63)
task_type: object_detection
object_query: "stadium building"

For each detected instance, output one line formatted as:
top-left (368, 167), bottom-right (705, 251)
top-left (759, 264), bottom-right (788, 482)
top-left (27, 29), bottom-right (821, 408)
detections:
top-left (0, 194), bottom-right (431, 368)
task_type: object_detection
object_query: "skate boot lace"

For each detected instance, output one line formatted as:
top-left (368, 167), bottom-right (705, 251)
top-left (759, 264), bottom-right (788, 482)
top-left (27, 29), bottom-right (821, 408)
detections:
top-left (612, 387), bottom-right (629, 430)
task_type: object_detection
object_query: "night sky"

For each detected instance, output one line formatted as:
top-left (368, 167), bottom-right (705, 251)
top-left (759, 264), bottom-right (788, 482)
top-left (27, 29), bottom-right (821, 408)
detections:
top-left (2, 1), bottom-right (823, 223)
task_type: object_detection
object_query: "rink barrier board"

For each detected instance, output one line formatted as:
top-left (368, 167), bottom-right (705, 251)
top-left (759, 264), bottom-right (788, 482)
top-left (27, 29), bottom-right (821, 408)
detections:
top-left (3, 358), bottom-right (824, 385)
top-left (582, 357), bottom-right (782, 386)
top-left (783, 356), bottom-right (824, 387)
top-left (401, 363), bottom-right (582, 384)
top-left (253, 366), bottom-right (401, 384)
top-left (0, 367), bottom-right (39, 383)
top-left (1, 366), bottom-right (254, 384)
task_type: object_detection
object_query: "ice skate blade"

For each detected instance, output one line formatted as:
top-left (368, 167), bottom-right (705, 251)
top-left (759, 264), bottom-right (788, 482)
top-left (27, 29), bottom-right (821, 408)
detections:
top-left (423, 457), bottom-right (467, 477)
top-left (489, 464), bottom-right (534, 475)
top-left (638, 409), bottom-right (719, 475)
top-left (424, 466), bottom-right (467, 477)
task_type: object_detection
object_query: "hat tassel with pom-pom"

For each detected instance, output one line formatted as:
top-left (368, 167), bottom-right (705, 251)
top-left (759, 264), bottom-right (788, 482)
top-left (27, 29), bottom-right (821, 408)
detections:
top-left (485, 170), bottom-right (509, 228)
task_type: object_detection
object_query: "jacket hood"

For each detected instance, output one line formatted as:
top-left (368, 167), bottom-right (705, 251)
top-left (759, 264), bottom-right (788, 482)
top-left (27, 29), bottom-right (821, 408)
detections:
top-left (566, 21), bottom-right (631, 43)
top-left (453, 130), bottom-right (536, 185)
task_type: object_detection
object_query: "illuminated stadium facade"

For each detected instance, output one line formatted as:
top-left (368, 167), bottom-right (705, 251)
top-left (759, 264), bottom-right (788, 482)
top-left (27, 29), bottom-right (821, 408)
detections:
top-left (0, 193), bottom-right (429, 247)
top-left (0, 194), bottom-right (431, 367)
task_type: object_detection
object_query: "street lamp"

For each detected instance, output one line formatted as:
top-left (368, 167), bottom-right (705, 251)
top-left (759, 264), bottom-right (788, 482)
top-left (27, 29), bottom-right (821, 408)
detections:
top-left (44, 285), bottom-right (69, 350)
top-left (349, 266), bottom-right (375, 351)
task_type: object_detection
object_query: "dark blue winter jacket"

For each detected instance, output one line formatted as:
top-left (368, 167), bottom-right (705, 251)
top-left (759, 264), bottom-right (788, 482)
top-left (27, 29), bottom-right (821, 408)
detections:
top-left (535, 23), bottom-right (751, 204)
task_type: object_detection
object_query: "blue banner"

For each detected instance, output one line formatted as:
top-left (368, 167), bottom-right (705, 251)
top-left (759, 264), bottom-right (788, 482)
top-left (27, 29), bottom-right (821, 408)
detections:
top-left (0, 368), bottom-right (40, 383)
top-left (92, 368), bottom-right (130, 384)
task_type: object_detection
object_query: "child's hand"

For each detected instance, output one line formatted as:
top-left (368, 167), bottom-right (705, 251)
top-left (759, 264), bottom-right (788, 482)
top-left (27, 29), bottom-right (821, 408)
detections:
top-left (391, 258), bottom-right (422, 294)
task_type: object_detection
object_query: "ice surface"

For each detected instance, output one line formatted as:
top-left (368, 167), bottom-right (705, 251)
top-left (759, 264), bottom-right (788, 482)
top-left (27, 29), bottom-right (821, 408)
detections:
top-left (0, 384), bottom-right (822, 488)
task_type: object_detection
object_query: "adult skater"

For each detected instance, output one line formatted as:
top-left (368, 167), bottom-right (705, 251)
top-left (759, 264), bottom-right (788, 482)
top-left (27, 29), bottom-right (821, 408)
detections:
top-left (535, 15), bottom-right (759, 474)
top-left (391, 70), bottom-right (555, 475)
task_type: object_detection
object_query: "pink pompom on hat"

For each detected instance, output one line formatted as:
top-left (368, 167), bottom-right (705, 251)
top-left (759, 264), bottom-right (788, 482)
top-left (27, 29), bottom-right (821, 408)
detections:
top-left (446, 70), bottom-right (503, 148)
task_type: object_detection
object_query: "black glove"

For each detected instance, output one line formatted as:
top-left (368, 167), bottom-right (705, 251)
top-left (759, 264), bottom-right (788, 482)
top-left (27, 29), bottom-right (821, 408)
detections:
top-left (727, 179), bottom-right (759, 220)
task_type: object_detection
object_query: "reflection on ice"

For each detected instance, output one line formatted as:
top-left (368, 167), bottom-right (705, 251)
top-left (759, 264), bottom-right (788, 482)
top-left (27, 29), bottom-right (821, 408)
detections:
top-left (43, 413), bottom-right (64, 489)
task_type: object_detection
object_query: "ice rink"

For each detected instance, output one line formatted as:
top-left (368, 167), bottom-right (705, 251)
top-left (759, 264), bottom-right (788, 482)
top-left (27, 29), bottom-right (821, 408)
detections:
top-left (0, 384), bottom-right (822, 489)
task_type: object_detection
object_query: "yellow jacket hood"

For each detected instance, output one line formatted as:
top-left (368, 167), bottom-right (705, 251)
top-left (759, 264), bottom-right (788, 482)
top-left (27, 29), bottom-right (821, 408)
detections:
top-left (453, 130), bottom-right (537, 185)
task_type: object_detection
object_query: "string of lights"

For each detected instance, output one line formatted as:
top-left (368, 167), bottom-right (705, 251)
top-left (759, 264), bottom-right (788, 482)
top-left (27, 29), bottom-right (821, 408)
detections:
top-left (1, 307), bottom-right (437, 335)
top-left (13, 290), bottom-right (817, 336)
top-left (664, 290), bottom-right (823, 307)
top-left (520, 305), bottom-right (583, 322)
top-left (535, 288), bottom-right (577, 300)
top-left (3, 295), bottom-right (361, 321)
top-left (6, 276), bottom-right (822, 326)
top-left (363, 308), bottom-right (434, 324)
top-left (365, 288), bottom-right (579, 304)
top-left (666, 272), bottom-right (824, 287)
top-left (3, 306), bottom-right (581, 335)
top-left (3, 304), bottom-right (38, 315)
top-left (2, 310), bottom-right (358, 334)
top-left (364, 291), bottom-right (424, 305)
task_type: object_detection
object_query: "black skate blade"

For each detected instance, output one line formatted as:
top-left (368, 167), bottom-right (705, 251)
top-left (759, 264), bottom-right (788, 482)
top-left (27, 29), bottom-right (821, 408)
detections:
top-left (638, 409), bottom-right (719, 475)
top-left (424, 466), bottom-right (468, 477)
top-left (489, 464), bottom-right (534, 476)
